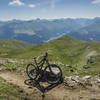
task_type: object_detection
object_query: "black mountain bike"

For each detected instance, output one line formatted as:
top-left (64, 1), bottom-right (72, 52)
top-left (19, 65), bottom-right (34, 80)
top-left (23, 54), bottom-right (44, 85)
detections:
top-left (26, 52), bottom-right (62, 84)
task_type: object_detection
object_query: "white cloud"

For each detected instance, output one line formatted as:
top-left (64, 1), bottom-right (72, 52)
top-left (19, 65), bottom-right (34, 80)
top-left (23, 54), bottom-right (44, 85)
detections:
top-left (92, 0), bottom-right (100, 4)
top-left (28, 4), bottom-right (36, 8)
top-left (9, 0), bottom-right (24, 6)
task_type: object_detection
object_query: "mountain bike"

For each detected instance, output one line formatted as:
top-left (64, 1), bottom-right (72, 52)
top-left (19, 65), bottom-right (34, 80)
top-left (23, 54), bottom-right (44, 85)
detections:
top-left (26, 52), bottom-right (62, 84)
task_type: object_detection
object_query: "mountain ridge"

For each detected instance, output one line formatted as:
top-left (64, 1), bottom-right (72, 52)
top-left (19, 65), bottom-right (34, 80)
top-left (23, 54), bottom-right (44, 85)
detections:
top-left (68, 18), bottom-right (100, 41)
top-left (0, 17), bottom-right (99, 44)
top-left (0, 35), bottom-right (100, 75)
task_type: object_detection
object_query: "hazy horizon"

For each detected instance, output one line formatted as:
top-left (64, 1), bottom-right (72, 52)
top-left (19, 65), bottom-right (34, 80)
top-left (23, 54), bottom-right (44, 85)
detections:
top-left (0, 16), bottom-right (100, 22)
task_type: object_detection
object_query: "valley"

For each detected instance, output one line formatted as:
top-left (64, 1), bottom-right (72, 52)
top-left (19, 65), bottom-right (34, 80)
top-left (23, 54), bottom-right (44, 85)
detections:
top-left (0, 17), bottom-right (100, 44)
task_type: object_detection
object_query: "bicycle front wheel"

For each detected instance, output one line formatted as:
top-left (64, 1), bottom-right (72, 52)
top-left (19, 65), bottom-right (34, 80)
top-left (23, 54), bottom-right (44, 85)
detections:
top-left (26, 64), bottom-right (37, 80)
top-left (44, 64), bottom-right (62, 84)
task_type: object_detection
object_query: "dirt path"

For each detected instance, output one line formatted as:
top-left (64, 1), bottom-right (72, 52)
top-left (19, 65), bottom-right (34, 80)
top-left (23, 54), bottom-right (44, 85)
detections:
top-left (0, 71), bottom-right (34, 93)
top-left (0, 71), bottom-right (100, 100)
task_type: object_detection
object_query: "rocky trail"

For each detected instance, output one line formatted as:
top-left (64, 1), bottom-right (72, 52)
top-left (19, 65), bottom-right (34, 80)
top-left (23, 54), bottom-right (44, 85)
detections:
top-left (0, 70), bottom-right (100, 100)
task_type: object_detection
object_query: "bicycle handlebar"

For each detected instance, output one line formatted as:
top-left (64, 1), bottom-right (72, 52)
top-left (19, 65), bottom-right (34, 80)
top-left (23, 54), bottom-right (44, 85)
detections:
top-left (32, 52), bottom-right (48, 65)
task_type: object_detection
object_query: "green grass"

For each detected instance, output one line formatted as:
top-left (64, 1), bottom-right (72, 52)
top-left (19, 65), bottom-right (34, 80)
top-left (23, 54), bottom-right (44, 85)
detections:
top-left (78, 62), bottom-right (100, 76)
top-left (0, 63), bottom-right (27, 69)
top-left (0, 39), bottom-right (32, 58)
top-left (0, 78), bottom-right (24, 100)
top-left (0, 36), bottom-right (100, 76)
top-left (2, 36), bottom-right (100, 100)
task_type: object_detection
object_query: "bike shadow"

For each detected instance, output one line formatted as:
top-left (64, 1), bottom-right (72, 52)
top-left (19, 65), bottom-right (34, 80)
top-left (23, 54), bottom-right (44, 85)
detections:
top-left (24, 77), bottom-right (63, 93)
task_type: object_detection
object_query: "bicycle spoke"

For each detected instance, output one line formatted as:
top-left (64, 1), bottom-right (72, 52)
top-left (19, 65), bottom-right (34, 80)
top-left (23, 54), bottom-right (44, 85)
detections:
top-left (26, 64), bottom-right (37, 80)
top-left (44, 64), bottom-right (62, 84)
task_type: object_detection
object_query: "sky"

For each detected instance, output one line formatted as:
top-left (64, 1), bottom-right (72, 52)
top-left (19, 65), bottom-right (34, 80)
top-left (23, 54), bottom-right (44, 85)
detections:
top-left (0, 0), bottom-right (100, 21)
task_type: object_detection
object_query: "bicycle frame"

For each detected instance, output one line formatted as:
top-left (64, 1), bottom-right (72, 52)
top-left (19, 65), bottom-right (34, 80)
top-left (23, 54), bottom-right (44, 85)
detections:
top-left (34, 55), bottom-right (50, 71)
top-left (32, 53), bottom-right (54, 79)
top-left (26, 52), bottom-right (63, 84)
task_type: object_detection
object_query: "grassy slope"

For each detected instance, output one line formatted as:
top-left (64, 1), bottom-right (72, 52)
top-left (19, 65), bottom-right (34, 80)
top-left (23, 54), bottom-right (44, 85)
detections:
top-left (0, 39), bottom-right (32, 58)
top-left (6, 36), bottom-right (85, 62)
top-left (0, 36), bottom-right (100, 99)
top-left (0, 36), bottom-right (100, 76)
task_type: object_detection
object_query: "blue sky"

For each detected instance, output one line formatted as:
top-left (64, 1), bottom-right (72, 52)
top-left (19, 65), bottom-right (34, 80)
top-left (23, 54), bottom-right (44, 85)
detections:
top-left (0, 0), bottom-right (100, 20)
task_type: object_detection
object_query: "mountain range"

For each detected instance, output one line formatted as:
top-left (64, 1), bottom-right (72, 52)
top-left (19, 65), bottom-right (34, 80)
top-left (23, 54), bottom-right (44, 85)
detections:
top-left (0, 17), bottom-right (100, 44)
top-left (68, 17), bottom-right (100, 41)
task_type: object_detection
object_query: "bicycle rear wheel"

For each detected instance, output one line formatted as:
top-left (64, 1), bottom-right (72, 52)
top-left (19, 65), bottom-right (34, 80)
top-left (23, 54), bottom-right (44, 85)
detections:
top-left (26, 64), bottom-right (37, 80)
top-left (44, 64), bottom-right (62, 84)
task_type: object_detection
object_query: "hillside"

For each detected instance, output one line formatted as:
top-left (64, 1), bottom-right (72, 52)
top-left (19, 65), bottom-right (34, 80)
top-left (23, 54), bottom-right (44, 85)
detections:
top-left (68, 18), bottom-right (100, 41)
top-left (1, 36), bottom-right (99, 76)
top-left (0, 36), bottom-right (100, 100)
top-left (0, 39), bottom-right (32, 58)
